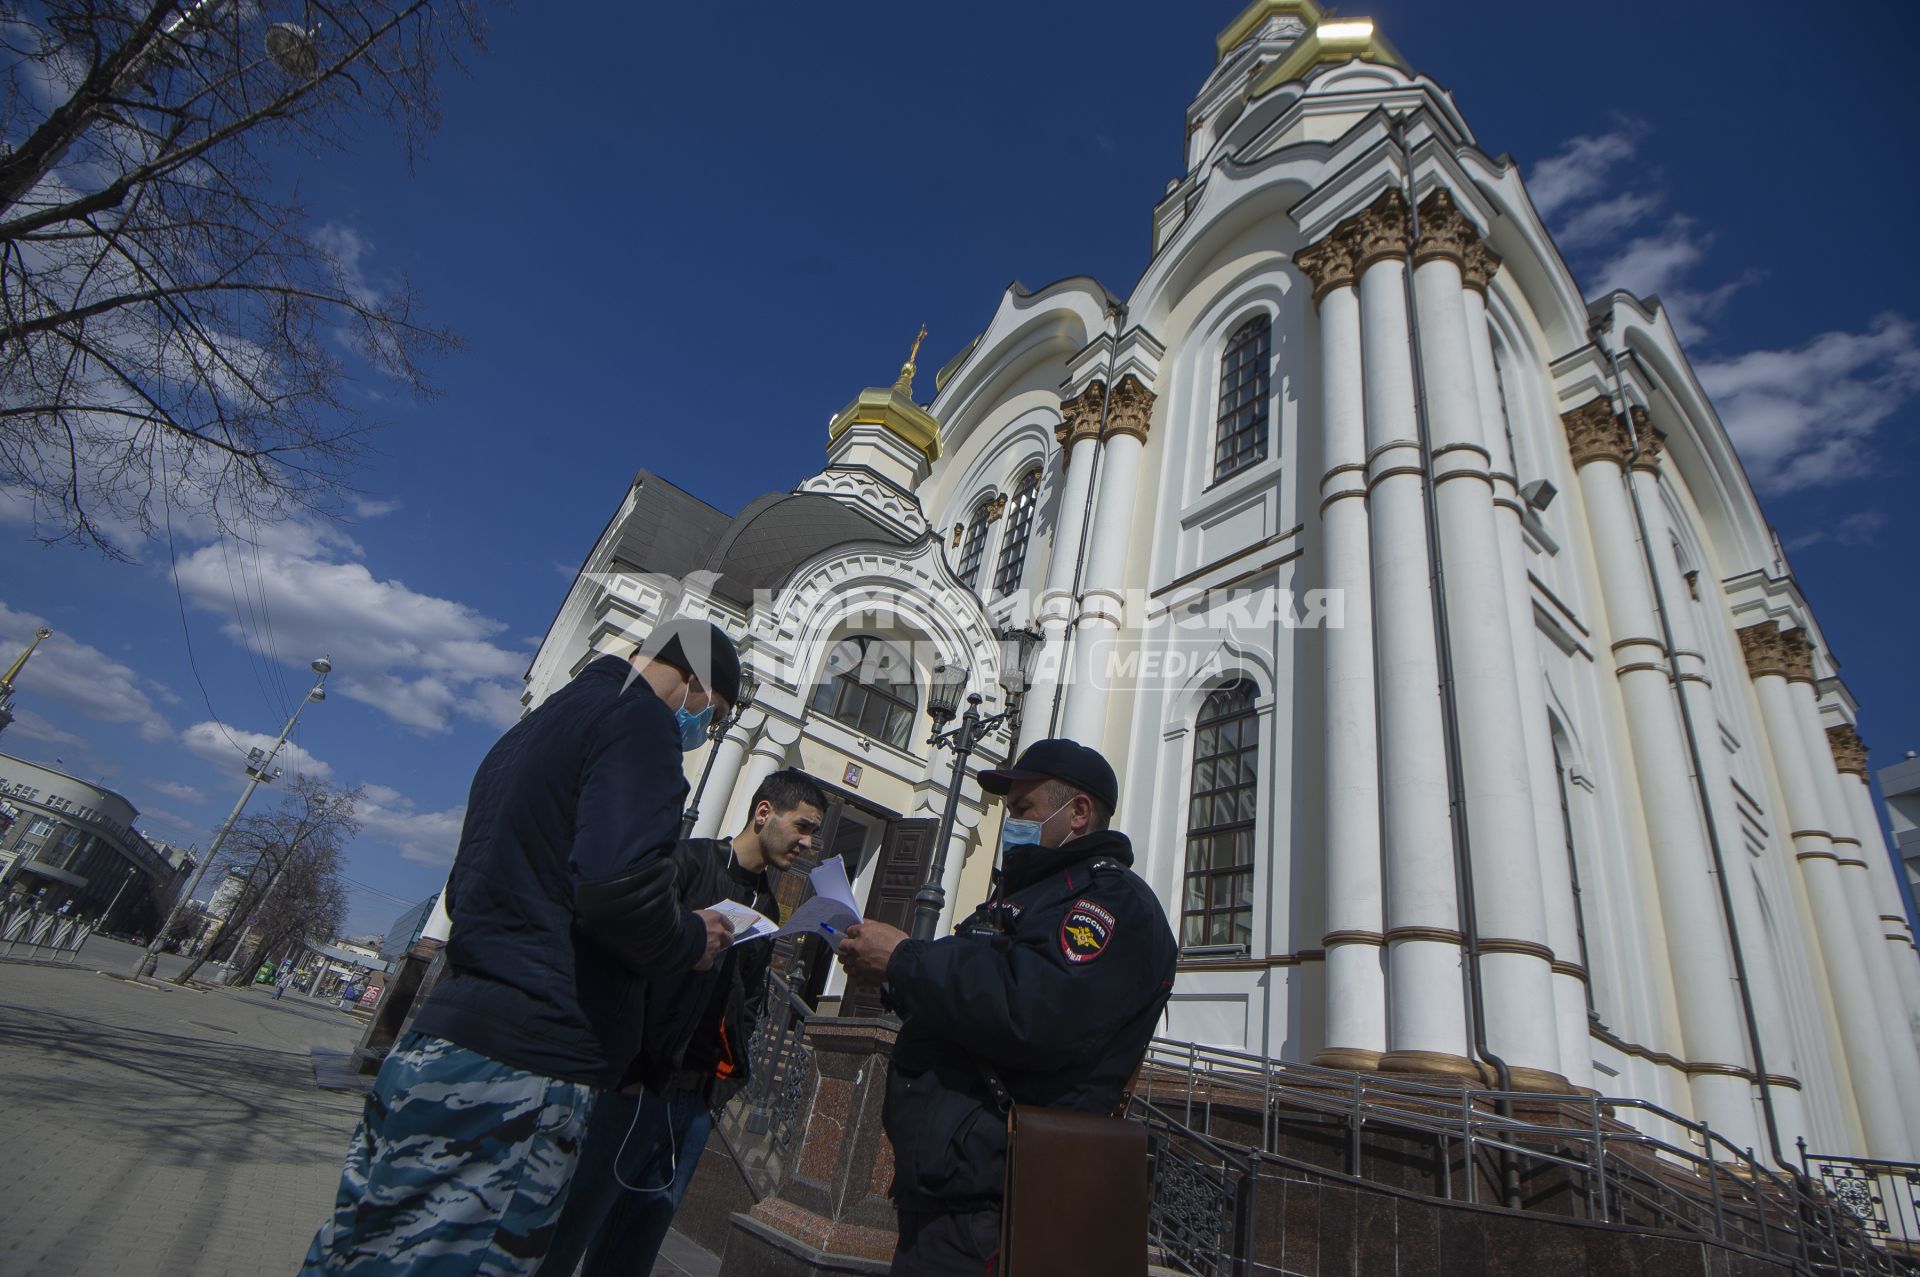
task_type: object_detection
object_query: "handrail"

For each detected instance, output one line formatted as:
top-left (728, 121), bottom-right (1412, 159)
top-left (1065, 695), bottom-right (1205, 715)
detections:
top-left (1139, 1035), bottom-right (1918, 1276)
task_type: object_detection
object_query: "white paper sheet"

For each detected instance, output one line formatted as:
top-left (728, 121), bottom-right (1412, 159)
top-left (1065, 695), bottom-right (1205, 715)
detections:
top-left (710, 898), bottom-right (780, 946)
top-left (766, 855), bottom-right (864, 949)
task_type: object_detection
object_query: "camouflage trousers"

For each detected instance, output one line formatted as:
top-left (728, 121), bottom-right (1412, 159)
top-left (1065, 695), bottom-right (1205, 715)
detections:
top-left (300, 1032), bottom-right (596, 1276)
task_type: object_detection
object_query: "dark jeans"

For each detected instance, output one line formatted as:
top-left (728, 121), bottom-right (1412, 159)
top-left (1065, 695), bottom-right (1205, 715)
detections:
top-left (890, 1206), bottom-right (1001, 1277)
top-left (539, 1087), bottom-right (713, 1277)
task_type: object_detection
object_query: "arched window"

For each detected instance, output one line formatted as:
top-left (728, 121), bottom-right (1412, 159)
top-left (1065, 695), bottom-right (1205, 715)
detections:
top-left (808, 636), bottom-right (917, 750)
top-left (954, 500), bottom-right (990, 590)
top-left (1182, 679), bottom-right (1259, 949)
top-left (991, 469), bottom-right (1042, 596)
top-left (1213, 315), bottom-right (1271, 480)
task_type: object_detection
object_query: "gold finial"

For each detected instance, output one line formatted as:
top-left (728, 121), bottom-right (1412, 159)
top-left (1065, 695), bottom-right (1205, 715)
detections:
top-left (894, 324), bottom-right (928, 395)
top-left (1, 627), bottom-right (53, 690)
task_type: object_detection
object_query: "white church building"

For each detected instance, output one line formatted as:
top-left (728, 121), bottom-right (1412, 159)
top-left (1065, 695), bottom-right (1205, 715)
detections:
top-left (524, 1), bottom-right (1920, 1168)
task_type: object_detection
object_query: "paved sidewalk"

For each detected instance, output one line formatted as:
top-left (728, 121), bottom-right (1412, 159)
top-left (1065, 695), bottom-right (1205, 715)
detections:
top-left (0, 959), bottom-right (367, 1276)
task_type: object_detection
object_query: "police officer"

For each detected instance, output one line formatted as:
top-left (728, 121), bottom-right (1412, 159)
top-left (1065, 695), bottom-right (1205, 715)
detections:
top-left (838, 739), bottom-right (1177, 1277)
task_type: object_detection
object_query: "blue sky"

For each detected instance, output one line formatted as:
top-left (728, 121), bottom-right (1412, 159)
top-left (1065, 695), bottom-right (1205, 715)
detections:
top-left (4, 1), bottom-right (1917, 936)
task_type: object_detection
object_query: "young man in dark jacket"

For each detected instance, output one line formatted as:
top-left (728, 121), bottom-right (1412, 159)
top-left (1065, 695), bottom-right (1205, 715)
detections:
top-left (302, 620), bottom-right (741, 1276)
top-left (538, 769), bottom-right (827, 1277)
top-left (838, 740), bottom-right (1177, 1277)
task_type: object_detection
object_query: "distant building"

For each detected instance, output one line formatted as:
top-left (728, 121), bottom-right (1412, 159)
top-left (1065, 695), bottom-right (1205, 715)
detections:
top-left (0, 752), bottom-right (191, 933)
top-left (378, 892), bottom-right (439, 967)
top-left (206, 867), bottom-right (250, 921)
top-left (1880, 751), bottom-right (1920, 913)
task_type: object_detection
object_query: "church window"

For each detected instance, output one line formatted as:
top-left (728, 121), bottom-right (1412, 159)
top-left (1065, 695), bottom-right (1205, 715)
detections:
top-left (1214, 315), bottom-right (1271, 480)
top-left (1182, 679), bottom-right (1259, 949)
top-left (991, 469), bottom-right (1042, 597)
top-left (808, 636), bottom-right (918, 750)
top-left (954, 500), bottom-right (990, 590)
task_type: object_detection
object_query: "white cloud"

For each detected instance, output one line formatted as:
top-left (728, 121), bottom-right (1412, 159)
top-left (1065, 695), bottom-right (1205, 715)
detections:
top-left (8, 709), bottom-right (89, 750)
top-left (1695, 315), bottom-right (1920, 493)
top-left (1786, 510), bottom-right (1887, 552)
top-left (1527, 126), bottom-right (1642, 221)
top-left (1586, 217), bottom-right (1756, 341)
top-left (172, 533), bottom-right (527, 735)
top-left (1554, 191), bottom-right (1663, 252)
top-left (180, 720), bottom-right (333, 779)
top-left (357, 784), bottom-right (466, 867)
top-left (0, 600), bottom-right (175, 742)
top-left (148, 779), bottom-right (208, 804)
top-left (348, 495), bottom-right (403, 519)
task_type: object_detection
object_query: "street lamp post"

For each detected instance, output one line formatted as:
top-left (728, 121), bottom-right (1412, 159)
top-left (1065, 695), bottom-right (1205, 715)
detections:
top-left (681, 667), bottom-right (761, 837)
top-left (134, 657), bottom-right (332, 978)
top-left (907, 627), bottom-right (1041, 942)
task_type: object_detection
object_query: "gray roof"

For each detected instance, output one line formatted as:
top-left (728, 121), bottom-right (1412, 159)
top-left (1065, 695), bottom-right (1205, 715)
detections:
top-left (610, 470), bottom-right (735, 577)
top-left (703, 490), bottom-right (906, 605)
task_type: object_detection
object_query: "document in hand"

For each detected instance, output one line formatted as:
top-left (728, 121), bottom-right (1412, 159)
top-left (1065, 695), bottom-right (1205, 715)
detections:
top-left (710, 898), bottom-right (780, 946)
top-left (773, 854), bottom-right (863, 949)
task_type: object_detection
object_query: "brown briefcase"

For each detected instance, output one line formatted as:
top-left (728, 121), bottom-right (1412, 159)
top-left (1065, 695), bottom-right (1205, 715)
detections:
top-left (999, 1104), bottom-right (1149, 1277)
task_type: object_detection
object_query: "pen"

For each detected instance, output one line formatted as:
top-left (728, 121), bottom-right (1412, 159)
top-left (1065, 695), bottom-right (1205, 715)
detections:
top-left (820, 923), bottom-right (837, 936)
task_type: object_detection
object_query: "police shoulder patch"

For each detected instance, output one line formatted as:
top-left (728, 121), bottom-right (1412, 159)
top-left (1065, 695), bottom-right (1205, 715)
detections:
top-left (1060, 898), bottom-right (1117, 964)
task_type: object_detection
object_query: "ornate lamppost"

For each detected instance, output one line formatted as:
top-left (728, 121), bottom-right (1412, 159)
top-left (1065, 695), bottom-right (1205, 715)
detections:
top-left (681, 667), bottom-right (761, 836)
top-left (908, 626), bottom-right (1042, 942)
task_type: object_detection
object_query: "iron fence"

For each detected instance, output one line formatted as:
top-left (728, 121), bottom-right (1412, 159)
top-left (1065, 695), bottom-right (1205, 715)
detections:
top-left (1801, 1142), bottom-right (1920, 1253)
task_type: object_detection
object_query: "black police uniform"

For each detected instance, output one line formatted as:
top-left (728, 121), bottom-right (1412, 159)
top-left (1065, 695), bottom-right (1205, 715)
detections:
top-left (880, 828), bottom-right (1177, 1275)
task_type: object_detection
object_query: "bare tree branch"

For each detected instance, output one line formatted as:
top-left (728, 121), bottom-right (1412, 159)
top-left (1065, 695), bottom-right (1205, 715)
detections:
top-left (0, 0), bottom-right (481, 553)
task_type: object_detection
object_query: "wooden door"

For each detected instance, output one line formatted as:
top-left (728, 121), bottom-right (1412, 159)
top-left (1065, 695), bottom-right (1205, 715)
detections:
top-left (838, 817), bottom-right (938, 1019)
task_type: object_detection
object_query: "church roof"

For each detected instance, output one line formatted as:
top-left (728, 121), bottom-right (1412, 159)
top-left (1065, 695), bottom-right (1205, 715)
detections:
top-left (609, 470), bottom-right (735, 578)
top-left (701, 490), bottom-right (907, 605)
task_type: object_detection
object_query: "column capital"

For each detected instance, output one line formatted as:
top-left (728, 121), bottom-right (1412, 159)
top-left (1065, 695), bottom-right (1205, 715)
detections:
top-left (1412, 187), bottom-right (1481, 271)
top-left (1629, 408), bottom-right (1664, 472)
top-left (1737, 621), bottom-right (1793, 681)
top-left (1105, 373), bottom-right (1156, 443)
top-left (1295, 225), bottom-right (1361, 306)
top-left (1461, 239), bottom-right (1503, 295)
top-left (1561, 397), bottom-right (1631, 468)
top-left (1827, 723), bottom-right (1869, 777)
top-left (1055, 379), bottom-right (1106, 449)
top-left (1351, 189), bottom-right (1411, 272)
top-left (1778, 627), bottom-right (1816, 684)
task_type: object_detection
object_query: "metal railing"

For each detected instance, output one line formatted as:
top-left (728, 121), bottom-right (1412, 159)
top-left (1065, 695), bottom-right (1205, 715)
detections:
top-left (1130, 1095), bottom-right (1257, 1277)
top-left (0, 901), bottom-right (93, 961)
top-left (1137, 1037), bottom-right (1918, 1277)
top-left (715, 969), bottom-right (818, 1201)
top-left (1801, 1141), bottom-right (1920, 1251)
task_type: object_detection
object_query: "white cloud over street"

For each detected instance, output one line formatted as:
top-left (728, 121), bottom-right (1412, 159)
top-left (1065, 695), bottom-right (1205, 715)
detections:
top-left (358, 783), bottom-right (466, 867)
top-left (0, 600), bottom-right (175, 744)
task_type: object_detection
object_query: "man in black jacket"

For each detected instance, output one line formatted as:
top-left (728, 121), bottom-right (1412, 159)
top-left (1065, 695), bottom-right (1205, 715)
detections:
top-left (302, 620), bottom-right (741, 1276)
top-left (838, 739), bottom-right (1177, 1277)
top-left (538, 769), bottom-right (827, 1277)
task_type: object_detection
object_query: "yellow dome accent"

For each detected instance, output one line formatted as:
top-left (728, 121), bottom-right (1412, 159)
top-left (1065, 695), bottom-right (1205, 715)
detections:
top-left (1215, 1), bottom-right (1324, 64)
top-left (826, 385), bottom-right (942, 463)
top-left (1251, 17), bottom-right (1406, 96)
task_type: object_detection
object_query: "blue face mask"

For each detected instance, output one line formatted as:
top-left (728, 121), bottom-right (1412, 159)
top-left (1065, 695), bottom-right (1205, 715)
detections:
top-left (674, 683), bottom-right (714, 753)
top-left (998, 799), bottom-right (1069, 857)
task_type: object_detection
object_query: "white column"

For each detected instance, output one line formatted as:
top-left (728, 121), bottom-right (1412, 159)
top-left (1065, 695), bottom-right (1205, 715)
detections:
top-left (718, 716), bottom-right (800, 841)
top-left (1412, 193), bottom-right (1561, 1088)
top-left (1023, 397), bottom-right (1102, 751)
top-left (1563, 399), bottom-right (1757, 1149)
top-left (1783, 663), bottom-right (1920, 1147)
top-left (1833, 750), bottom-right (1920, 1043)
top-left (1634, 465), bottom-right (1805, 1151)
top-left (1741, 627), bottom-right (1915, 1159)
top-left (691, 728), bottom-right (752, 838)
top-left (1058, 376), bottom-right (1153, 750)
top-left (1351, 193), bottom-right (1471, 1081)
top-left (1461, 279), bottom-right (1593, 1091)
top-left (1295, 230), bottom-right (1385, 1072)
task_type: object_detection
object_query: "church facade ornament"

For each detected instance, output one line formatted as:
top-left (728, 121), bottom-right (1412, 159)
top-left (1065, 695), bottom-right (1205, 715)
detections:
top-left (1294, 226), bottom-right (1360, 306)
top-left (1351, 189), bottom-right (1411, 272)
top-left (1737, 621), bottom-right (1793, 682)
top-left (1778, 628), bottom-right (1816, 684)
top-left (1105, 373), bottom-right (1157, 443)
top-left (1056, 379), bottom-right (1107, 449)
top-left (1561, 398), bottom-right (1632, 469)
top-left (1827, 723), bottom-right (1869, 777)
top-left (1412, 187), bottom-right (1479, 270)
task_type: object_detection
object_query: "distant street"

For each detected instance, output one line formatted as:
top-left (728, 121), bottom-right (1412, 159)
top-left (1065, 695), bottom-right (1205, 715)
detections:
top-left (0, 954), bottom-right (367, 1276)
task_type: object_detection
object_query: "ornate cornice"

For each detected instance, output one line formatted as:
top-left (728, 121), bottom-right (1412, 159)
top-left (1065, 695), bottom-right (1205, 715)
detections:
top-left (1561, 398), bottom-right (1631, 469)
top-left (1294, 226), bottom-right (1361, 306)
top-left (1737, 622), bottom-right (1791, 681)
top-left (1412, 187), bottom-right (1479, 270)
top-left (1106, 373), bottom-right (1156, 443)
top-left (1351, 189), bottom-right (1410, 273)
top-left (1778, 628), bottom-right (1816, 684)
top-left (1827, 723), bottom-right (1869, 777)
top-left (1056, 380), bottom-right (1106, 450)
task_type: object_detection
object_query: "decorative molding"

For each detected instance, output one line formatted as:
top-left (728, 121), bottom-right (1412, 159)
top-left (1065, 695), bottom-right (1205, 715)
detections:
top-left (1549, 960), bottom-right (1589, 982)
top-left (1322, 929), bottom-right (1386, 948)
top-left (950, 522), bottom-right (964, 549)
top-left (1561, 398), bottom-right (1632, 469)
top-left (1294, 225), bottom-right (1361, 305)
top-left (984, 494), bottom-right (1007, 523)
top-left (1778, 627), bottom-right (1816, 684)
top-left (1827, 724), bottom-right (1869, 775)
top-left (1385, 925), bottom-right (1465, 946)
top-left (1351, 189), bottom-right (1411, 273)
top-left (1105, 373), bottom-right (1156, 443)
top-left (1475, 937), bottom-right (1556, 963)
top-left (1736, 621), bottom-right (1792, 681)
top-left (1412, 187), bottom-right (1479, 270)
top-left (1461, 239), bottom-right (1502, 295)
top-left (1628, 408), bottom-right (1664, 472)
top-left (796, 465), bottom-right (929, 540)
top-left (1055, 380), bottom-right (1107, 450)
